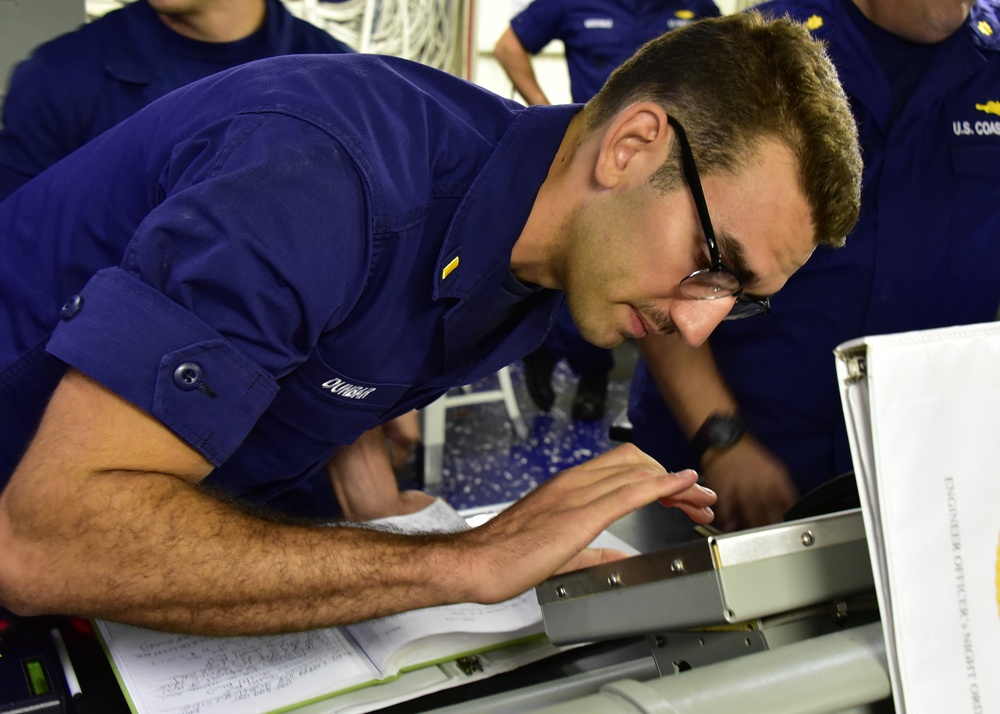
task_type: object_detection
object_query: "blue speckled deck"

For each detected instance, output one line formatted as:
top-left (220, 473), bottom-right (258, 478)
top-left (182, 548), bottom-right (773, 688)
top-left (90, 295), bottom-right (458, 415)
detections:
top-left (426, 354), bottom-right (632, 511)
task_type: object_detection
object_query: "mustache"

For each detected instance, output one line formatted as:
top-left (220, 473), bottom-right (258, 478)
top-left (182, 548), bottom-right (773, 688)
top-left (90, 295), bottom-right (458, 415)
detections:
top-left (635, 304), bottom-right (677, 335)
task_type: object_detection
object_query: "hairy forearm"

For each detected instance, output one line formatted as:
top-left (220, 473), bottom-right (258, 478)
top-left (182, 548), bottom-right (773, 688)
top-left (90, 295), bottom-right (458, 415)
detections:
top-left (0, 371), bottom-right (466, 635)
top-left (0, 465), bottom-right (461, 635)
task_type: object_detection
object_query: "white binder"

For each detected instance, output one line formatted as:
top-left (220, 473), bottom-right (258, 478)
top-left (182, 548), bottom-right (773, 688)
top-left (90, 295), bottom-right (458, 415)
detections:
top-left (835, 322), bottom-right (1000, 714)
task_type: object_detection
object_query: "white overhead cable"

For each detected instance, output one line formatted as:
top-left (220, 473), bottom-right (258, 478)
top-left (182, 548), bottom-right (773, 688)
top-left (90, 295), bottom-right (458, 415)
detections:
top-left (297, 0), bottom-right (463, 71)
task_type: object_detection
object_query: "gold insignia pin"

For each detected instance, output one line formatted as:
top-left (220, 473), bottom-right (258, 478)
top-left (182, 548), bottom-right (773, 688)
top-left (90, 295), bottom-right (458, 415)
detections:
top-left (976, 101), bottom-right (1000, 116)
top-left (441, 256), bottom-right (460, 280)
top-left (675, 10), bottom-right (694, 19)
top-left (979, 20), bottom-right (993, 36)
top-left (805, 15), bottom-right (824, 31)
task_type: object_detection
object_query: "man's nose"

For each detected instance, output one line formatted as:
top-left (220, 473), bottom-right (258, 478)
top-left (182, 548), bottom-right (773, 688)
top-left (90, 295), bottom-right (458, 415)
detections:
top-left (671, 297), bottom-right (736, 347)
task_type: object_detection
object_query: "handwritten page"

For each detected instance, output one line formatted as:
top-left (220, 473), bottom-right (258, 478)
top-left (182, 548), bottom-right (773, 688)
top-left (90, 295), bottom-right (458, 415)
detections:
top-left (100, 624), bottom-right (376, 714)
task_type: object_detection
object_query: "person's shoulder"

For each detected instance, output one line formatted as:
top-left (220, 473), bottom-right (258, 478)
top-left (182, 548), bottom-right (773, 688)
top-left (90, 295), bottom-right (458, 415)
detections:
top-left (974, 0), bottom-right (1000, 22)
top-left (201, 53), bottom-right (506, 121)
top-left (26, 0), bottom-right (160, 68)
top-left (20, 4), bottom-right (130, 66)
top-left (969, 0), bottom-right (1000, 53)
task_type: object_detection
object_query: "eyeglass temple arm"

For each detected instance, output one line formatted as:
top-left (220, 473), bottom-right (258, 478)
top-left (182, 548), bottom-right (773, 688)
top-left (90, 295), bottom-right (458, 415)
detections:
top-left (666, 116), bottom-right (722, 271)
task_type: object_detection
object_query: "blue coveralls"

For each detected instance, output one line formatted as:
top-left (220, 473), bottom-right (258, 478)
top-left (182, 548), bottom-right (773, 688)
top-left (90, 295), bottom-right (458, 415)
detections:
top-left (0, 54), bottom-right (568, 511)
top-left (0, 0), bottom-right (353, 201)
top-left (628, 0), bottom-right (1000, 494)
top-left (511, 0), bottom-right (719, 378)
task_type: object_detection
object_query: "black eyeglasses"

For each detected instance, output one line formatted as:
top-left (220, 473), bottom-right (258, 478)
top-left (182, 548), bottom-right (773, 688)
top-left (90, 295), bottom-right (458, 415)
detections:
top-left (667, 116), bottom-right (770, 321)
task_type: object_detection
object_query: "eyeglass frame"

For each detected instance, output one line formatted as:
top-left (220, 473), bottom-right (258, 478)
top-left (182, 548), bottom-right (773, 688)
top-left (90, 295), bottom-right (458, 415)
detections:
top-left (666, 115), bottom-right (771, 321)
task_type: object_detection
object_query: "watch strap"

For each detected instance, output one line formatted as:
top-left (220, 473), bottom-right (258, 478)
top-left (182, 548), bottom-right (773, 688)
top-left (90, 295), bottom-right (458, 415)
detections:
top-left (690, 412), bottom-right (747, 460)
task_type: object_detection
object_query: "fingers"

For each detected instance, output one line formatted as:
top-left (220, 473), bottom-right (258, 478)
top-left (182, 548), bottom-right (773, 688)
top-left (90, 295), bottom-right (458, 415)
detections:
top-left (467, 446), bottom-right (722, 600)
top-left (556, 461), bottom-right (705, 524)
top-left (655, 469), bottom-right (716, 524)
top-left (558, 443), bottom-right (666, 479)
top-left (657, 471), bottom-right (716, 505)
top-left (503, 445), bottom-right (667, 516)
top-left (661, 498), bottom-right (716, 525)
top-left (528, 447), bottom-right (716, 529)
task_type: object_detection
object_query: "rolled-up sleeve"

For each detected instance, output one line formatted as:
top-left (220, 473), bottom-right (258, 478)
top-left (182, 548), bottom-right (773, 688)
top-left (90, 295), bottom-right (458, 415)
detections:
top-left (46, 111), bottom-right (370, 466)
top-left (47, 268), bottom-right (280, 465)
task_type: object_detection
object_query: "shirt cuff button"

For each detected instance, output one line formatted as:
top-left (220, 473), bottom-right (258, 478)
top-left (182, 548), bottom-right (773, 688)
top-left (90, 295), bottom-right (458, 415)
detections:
top-left (59, 294), bottom-right (84, 320)
top-left (173, 362), bottom-right (205, 391)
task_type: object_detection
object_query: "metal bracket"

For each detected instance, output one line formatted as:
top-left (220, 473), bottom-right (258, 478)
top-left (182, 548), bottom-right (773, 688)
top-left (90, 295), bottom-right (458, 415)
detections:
top-left (647, 628), bottom-right (768, 676)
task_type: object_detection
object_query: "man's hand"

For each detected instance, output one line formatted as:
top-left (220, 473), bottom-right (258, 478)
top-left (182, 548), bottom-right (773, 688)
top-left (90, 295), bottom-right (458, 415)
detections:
top-left (328, 426), bottom-right (433, 521)
top-left (700, 436), bottom-right (798, 531)
top-left (452, 443), bottom-right (716, 604)
top-left (383, 410), bottom-right (421, 472)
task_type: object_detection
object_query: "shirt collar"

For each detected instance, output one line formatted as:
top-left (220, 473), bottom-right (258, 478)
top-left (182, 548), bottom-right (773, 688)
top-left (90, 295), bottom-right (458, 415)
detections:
top-left (433, 104), bottom-right (580, 300)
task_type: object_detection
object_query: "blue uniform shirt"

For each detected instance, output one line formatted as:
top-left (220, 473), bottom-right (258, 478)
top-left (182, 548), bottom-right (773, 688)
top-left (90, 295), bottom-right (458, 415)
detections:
top-left (629, 0), bottom-right (1000, 493)
top-left (0, 0), bottom-right (353, 200)
top-left (511, 0), bottom-right (720, 103)
top-left (0, 54), bottom-right (568, 505)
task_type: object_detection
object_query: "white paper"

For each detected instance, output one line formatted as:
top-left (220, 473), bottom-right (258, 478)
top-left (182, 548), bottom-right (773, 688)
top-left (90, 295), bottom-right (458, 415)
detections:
top-left (345, 590), bottom-right (543, 676)
top-left (363, 498), bottom-right (470, 534)
top-left (836, 322), bottom-right (1000, 714)
top-left (98, 624), bottom-right (377, 714)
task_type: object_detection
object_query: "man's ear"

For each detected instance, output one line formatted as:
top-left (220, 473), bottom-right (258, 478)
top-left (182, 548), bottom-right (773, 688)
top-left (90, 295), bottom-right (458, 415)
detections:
top-left (594, 102), bottom-right (673, 190)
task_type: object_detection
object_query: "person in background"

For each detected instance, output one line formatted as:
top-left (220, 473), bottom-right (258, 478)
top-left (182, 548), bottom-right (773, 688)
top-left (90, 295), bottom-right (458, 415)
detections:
top-left (0, 0), bottom-right (353, 200)
top-left (494, 0), bottom-right (721, 422)
top-left (627, 0), bottom-right (1000, 531)
top-left (0, 13), bottom-right (860, 635)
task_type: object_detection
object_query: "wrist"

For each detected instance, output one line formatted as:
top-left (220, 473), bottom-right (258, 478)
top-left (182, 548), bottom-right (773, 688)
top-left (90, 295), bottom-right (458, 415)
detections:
top-left (690, 412), bottom-right (747, 462)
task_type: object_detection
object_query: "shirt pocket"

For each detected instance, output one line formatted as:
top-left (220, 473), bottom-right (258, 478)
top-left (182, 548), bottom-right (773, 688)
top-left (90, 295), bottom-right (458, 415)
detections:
top-left (950, 143), bottom-right (1000, 177)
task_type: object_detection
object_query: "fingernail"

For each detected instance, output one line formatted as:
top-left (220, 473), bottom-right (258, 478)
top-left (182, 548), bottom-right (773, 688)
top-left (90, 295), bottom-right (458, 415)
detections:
top-left (700, 485), bottom-right (716, 496)
top-left (675, 468), bottom-right (698, 478)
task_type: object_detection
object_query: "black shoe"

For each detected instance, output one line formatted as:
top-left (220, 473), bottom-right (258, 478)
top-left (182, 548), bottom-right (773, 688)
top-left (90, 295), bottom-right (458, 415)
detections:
top-left (522, 347), bottom-right (557, 411)
top-left (572, 370), bottom-right (608, 422)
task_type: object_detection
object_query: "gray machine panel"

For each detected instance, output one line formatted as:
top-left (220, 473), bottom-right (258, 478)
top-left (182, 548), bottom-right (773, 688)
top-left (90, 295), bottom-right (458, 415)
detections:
top-left (537, 509), bottom-right (873, 645)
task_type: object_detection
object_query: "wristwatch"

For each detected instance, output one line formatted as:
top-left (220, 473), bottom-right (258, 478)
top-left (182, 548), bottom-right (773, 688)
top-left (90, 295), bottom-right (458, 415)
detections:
top-left (690, 412), bottom-right (747, 460)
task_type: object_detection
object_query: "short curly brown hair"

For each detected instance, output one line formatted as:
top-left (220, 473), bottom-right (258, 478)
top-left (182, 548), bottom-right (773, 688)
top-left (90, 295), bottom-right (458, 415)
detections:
top-left (584, 11), bottom-right (862, 249)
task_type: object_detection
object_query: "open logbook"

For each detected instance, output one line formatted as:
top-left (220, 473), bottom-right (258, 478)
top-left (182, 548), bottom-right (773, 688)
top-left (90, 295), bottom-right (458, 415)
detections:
top-left (835, 322), bottom-right (1000, 714)
top-left (96, 499), bottom-right (635, 714)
